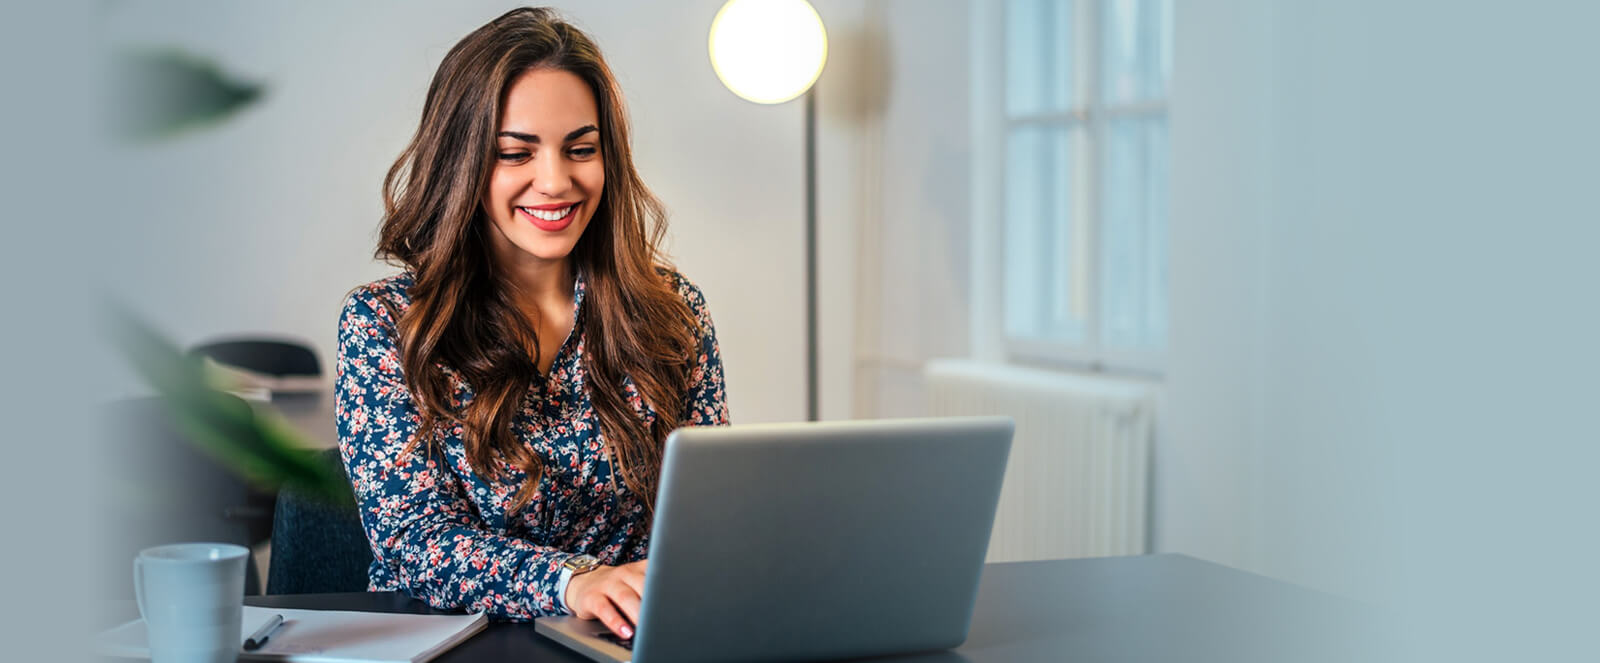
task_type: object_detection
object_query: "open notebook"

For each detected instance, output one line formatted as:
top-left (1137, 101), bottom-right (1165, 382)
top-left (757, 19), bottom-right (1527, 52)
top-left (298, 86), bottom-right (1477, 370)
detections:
top-left (97, 605), bottom-right (487, 663)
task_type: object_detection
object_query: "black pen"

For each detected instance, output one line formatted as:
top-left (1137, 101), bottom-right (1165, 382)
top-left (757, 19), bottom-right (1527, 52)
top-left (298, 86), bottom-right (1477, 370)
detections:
top-left (242, 614), bottom-right (286, 651)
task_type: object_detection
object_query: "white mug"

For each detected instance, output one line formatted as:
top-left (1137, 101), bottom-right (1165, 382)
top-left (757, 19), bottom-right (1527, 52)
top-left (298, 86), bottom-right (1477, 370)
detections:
top-left (134, 542), bottom-right (249, 663)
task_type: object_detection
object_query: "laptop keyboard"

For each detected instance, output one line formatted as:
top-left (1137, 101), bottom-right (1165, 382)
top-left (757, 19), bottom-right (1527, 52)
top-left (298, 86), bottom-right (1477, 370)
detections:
top-left (595, 632), bottom-right (635, 651)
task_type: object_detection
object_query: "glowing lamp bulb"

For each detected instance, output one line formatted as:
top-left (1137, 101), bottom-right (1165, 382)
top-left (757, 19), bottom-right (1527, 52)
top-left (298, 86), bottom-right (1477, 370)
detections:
top-left (708, 0), bottom-right (828, 104)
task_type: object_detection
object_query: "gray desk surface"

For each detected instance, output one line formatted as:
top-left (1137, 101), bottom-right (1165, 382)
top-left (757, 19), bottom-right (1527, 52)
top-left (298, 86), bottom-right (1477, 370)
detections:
top-left (245, 554), bottom-right (1383, 662)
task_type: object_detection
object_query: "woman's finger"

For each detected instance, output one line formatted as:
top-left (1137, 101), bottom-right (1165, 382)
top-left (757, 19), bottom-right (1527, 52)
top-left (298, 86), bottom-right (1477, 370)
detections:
top-left (588, 596), bottom-right (633, 639)
top-left (606, 583), bottom-right (643, 630)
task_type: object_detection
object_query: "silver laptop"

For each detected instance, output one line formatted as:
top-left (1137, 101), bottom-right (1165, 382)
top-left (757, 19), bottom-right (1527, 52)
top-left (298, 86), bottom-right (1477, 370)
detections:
top-left (535, 416), bottom-right (1013, 663)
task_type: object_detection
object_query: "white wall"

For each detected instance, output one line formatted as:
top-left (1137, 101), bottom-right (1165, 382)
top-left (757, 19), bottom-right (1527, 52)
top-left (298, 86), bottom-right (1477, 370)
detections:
top-left (8, 3), bottom-right (101, 660)
top-left (103, 0), bottom-right (810, 424)
top-left (813, 0), bottom-right (973, 421)
top-left (1168, 0), bottom-right (1600, 659)
top-left (1160, 0), bottom-right (1278, 584)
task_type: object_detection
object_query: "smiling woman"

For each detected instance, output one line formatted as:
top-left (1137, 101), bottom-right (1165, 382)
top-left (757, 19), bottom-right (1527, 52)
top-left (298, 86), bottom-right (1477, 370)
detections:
top-left (336, 7), bottom-right (729, 640)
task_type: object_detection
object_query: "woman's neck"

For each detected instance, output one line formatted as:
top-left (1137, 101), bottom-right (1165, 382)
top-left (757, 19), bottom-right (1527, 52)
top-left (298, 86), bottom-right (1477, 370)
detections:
top-left (502, 258), bottom-right (576, 373)
top-left (513, 257), bottom-right (573, 298)
top-left (503, 258), bottom-right (575, 321)
top-left (484, 223), bottom-right (576, 321)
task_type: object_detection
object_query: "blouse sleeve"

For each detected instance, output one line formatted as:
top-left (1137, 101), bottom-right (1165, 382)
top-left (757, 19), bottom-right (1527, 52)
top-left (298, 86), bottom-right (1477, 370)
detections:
top-left (335, 290), bottom-right (577, 620)
top-left (676, 278), bottom-right (730, 427)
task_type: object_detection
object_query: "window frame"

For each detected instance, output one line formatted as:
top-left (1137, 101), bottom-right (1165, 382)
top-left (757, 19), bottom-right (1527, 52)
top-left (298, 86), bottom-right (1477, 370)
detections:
top-left (969, 0), bottom-right (1169, 377)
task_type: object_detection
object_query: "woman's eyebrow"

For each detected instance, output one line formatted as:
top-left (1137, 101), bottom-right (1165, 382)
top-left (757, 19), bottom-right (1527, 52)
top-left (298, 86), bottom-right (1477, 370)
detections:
top-left (564, 125), bottom-right (598, 141)
top-left (496, 125), bottom-right (599, 144)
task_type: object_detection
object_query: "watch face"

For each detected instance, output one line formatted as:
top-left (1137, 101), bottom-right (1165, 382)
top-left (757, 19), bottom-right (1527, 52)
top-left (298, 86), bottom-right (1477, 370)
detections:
top-left (566, 555), bottom-right (599, 572)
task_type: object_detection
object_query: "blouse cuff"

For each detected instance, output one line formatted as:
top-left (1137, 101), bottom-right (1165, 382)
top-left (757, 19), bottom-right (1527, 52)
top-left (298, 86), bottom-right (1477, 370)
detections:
top-left (554, 565), bottom-right (576, 614)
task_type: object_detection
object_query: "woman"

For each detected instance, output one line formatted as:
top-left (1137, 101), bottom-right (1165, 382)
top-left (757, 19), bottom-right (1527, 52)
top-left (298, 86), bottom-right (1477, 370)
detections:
top-left (335, 7), bottom-right (728, 640)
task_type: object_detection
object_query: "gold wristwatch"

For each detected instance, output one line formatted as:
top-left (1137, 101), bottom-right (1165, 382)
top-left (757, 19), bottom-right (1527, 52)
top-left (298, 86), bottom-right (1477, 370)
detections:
top-left (563, 554), bottom-right (602, 575)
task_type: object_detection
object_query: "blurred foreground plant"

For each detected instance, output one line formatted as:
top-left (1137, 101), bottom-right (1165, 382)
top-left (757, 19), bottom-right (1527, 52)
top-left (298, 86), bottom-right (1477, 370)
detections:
top-left (107, 303), bottom-right (347, 502)
top-left (113, 49), bottom-right (264, 141)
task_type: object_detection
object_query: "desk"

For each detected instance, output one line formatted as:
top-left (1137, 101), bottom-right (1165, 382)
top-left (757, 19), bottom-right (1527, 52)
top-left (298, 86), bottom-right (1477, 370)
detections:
top-left (261, 390), bottom-right (339, 449)
top-left (245, 554), bottom-right (1381, 662)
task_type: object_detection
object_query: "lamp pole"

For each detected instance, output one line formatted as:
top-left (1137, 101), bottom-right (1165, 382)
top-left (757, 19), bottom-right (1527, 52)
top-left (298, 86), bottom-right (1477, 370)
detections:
top-left (707, 0), bottom-right (828, 422)
top-left (803, 88), bottom-right (818, 422)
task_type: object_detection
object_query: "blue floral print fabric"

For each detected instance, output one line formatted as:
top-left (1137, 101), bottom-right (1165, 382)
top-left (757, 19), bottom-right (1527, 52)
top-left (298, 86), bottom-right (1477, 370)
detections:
top-left (335, 270), bottom-right (728, 620)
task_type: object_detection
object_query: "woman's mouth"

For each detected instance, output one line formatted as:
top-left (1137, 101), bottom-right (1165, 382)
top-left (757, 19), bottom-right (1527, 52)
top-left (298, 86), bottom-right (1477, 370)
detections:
top-left (517, 204), bottom-right (578, 232)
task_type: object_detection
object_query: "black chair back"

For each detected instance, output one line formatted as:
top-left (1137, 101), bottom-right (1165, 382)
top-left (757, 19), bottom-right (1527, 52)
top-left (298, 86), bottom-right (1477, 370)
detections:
top-left (267, 449), bottom-right (373, 594)
top-left (190, 338), bottom-right (321, 378)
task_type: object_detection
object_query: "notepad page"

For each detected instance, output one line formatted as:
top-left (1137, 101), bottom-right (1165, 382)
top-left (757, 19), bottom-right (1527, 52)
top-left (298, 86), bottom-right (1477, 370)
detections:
top-left (97, 605), bottom-right (488, 663)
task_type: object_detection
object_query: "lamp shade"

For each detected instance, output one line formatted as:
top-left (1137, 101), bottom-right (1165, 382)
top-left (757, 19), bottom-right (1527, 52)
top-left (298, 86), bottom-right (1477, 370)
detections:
top-left (708, 0), bottom-right (828, 104)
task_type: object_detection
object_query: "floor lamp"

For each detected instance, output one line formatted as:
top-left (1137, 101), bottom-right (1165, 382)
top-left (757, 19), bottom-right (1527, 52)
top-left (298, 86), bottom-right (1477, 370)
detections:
top-left (708, 0), bottom-right (828, 421)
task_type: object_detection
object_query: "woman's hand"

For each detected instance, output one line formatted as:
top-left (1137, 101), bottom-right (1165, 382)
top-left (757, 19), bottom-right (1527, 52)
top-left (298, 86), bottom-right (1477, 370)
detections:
top-left (564, 559), bottom-right (648, 639)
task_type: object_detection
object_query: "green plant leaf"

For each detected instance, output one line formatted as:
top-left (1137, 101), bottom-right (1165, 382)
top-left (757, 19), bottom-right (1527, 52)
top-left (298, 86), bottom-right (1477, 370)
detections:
top-left (105, 301), bottom-right (348, 502)
top-left (113, 49), bottom-right (264, 141)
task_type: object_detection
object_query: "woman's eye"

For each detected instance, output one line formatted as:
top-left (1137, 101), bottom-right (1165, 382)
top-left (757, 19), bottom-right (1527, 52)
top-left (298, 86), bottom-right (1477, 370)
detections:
top-left (568, 146), bottom-right (598, 159)
top-left (498, 152), bottom-right (530, 162)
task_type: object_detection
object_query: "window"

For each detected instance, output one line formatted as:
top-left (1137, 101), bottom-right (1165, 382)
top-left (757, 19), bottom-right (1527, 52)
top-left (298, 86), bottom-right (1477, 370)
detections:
top-left (972, 0), bottom-right (1172, 374)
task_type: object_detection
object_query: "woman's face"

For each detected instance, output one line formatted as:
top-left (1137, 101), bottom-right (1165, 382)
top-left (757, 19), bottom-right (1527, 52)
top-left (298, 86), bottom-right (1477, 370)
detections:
top-left (483, 68), bottom-right (606, 273)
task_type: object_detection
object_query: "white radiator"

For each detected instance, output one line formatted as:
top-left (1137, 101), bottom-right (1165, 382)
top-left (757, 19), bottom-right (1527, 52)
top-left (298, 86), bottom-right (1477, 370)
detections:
top-left (924, 359), bottom-right (1154, 562)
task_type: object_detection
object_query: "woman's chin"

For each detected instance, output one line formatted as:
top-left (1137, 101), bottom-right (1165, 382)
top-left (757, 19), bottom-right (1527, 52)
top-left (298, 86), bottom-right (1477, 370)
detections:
top-left (497, 222), bottom-right (579, 263)
top-left (512, 239), bottom-right (581, 265)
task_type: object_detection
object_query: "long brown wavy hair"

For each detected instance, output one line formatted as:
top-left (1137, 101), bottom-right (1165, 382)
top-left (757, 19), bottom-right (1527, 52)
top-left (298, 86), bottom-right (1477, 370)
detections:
top-left (377, 7), bottom-right (697, 512)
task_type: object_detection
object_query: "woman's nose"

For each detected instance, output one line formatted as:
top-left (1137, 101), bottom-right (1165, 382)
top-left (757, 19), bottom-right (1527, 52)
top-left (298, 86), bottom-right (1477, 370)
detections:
top-left (532, 153), bottom-right (569, 196)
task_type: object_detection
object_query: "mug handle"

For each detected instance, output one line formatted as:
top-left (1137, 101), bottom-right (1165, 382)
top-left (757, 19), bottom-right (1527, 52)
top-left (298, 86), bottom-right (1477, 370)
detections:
top-left (133, 557), bottom-right (146, 618)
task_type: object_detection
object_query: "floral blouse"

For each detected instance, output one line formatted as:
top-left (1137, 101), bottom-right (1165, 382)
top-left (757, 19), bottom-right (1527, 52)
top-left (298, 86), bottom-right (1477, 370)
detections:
top-left (335, 269), bottom-right (728, 620)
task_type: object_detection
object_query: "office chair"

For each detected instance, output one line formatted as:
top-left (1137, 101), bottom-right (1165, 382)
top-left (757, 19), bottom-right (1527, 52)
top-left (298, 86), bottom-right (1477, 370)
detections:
top-left (100, 397), bottom-right (264, 597)
top-left (267, 448), bottom-right (374, 594)
top-left (189, 337), bottom-right (321, 379)
top-left (189, 336), bottom-right (323, 546)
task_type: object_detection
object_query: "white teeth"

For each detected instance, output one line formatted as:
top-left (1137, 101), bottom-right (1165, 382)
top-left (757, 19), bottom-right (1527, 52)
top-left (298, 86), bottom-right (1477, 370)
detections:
top-left (522, 205), bottom-right (572, 221)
